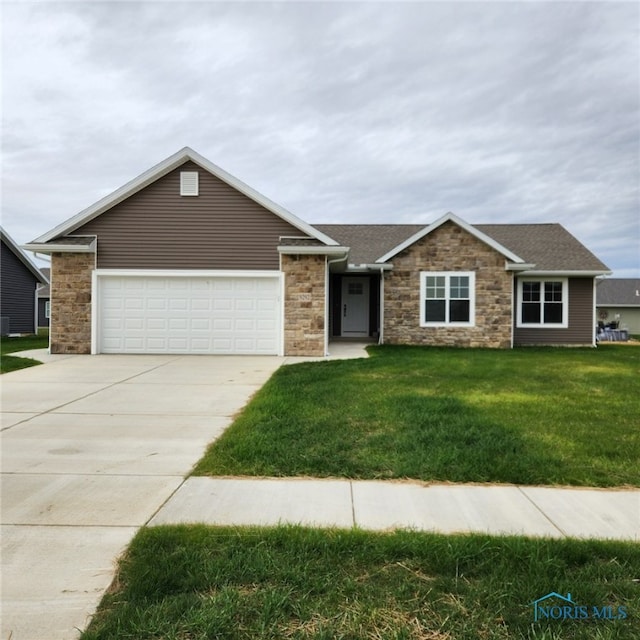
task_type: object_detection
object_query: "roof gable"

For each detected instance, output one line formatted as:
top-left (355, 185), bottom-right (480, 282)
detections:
top-left (315, 218), bottom-right (610, 274)
top-left (375, 212), bottom-right (524, 264)
top-left (0, 226), bottom-right (48, 283)
top-left (32, 147), bottom-right (337, 247)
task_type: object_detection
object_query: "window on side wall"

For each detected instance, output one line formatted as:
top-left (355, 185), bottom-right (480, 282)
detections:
top-left (45, 301), bottom-right (51, 319)
top-left (517, 278), bottom-right (568, 328)
top-left (420, 272), bottom-right (475, 326)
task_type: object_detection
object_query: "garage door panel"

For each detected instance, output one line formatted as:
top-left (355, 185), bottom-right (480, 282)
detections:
top-left (125, 337), bottom-right (146, 350)
top-left (191, 299), bottom-right (211, 311)
top-left (125, 318), bottom-right (144, 330)
top-left (191, 319), bottom-right (210, 331)
top-left (98, 274), bottom-right (281, 355)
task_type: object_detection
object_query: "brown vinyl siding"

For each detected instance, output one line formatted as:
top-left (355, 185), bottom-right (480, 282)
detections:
top-left (514, 278), bottom-right (595, 345)
top-left (69, 161), bottom-right (304, 270)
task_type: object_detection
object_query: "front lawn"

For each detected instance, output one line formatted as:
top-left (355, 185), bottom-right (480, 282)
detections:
top-left (194, 346), bottom-right (640, 487)
top-left (0, 334), bottom-right (48, 374)
top-left (82, 526), bottom-right (640, 640)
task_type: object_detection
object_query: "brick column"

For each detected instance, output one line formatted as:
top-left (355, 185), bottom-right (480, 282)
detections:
top-left (281, 254), bottom-right (326, 356)
top-left (50, 253), bottom-right (94, 354)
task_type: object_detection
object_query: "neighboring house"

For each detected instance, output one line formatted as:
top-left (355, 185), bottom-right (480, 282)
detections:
top-left (1, 226), bottom-right (48, 335)
top-left (24, 147), bottom-right (611, 356)
top-left (37, 267), bottom-right (51, 328)
top-left (596, 278), bottom-right (640, 334)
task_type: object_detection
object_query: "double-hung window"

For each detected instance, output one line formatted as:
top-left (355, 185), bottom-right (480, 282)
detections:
top-left (517, 279), bottom-right (568, 328)
top-left (420, 272), bottom-right (475, 326)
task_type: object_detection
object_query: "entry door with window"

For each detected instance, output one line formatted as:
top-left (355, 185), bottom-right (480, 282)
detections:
top-left (341, 277), bottom-right (370, 337)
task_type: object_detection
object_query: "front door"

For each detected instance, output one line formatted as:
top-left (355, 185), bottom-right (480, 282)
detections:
top-left (341, 277), bottom-right (370, 337)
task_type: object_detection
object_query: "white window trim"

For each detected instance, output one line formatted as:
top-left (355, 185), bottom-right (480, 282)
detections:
top-left (45, 300), bottom-right (51, 319)
top-left (420, 271), bottom-right (476, 327)
top-left (516, 277), bottom-right (568, 329)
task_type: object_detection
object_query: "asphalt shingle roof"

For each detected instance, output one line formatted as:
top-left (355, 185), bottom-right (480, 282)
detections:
top-left (314, 222), bottom-right (610, 272)
top-left (474, 224), bottom-right (610, 272)
top-left (596, 278), bottom-right (640, 306)
top-left (314, 224), bottom-right (423, 265)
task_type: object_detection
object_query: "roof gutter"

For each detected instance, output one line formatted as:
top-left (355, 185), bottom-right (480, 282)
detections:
top-left (516, 269), bottom-right (613, 277)
top-left (505, 262), bottom-right (536, 272)
top-left (277, 245), bottom-right (349, 256)
top-left (346, 263), bottom-right (394, 273)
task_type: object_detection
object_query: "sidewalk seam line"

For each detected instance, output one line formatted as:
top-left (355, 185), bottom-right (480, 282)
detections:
top-left (350, 481), bottom-right (356, 528)
top-left (144, 477), bottom-right (188, 526)
top-left (516, 487), bottom-right (567, 537)
top-left (0, 356), bottom-right (183, 433)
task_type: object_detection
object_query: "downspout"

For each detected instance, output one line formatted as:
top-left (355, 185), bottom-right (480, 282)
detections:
top-left (510, 273), bottom-right (515, 349)
top-left (379, 266), bottom-right (385, 345)
top-left (34, 253), bottom-right (51, 343)
top-left (326, 253), bottom-right (349, 356)
top-left (592, 278), bottom-right (598, 348)
top-left (33, 283), bottom-right (38, 336)
top-left (48, 258), bottom-right (53, 354)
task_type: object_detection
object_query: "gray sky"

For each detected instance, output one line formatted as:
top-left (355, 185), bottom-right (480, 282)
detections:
top-left (2, 1), bottom-right (639, 276)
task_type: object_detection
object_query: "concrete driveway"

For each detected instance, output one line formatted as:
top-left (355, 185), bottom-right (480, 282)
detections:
top-left (0, 353), bottom-right (285, 640)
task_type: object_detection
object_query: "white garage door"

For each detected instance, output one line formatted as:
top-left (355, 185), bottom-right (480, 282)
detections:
top-left (97, 273), bottom-right (281, 355)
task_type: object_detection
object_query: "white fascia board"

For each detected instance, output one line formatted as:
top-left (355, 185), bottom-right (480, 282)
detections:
top-left (277, 245), bottom-right (349, 256)
top-left (517, 270), bottom-right (613, 277)
top-left (23, 242), bottom-right (97, 254)
top-left (375, 212), bottom-right (525, 264)
top-left (33, 147), bottom-right (339, 247)
top-left (506, 262), bottom-right (537, 271)
top-left (0, 226), bottom-right (48, 282)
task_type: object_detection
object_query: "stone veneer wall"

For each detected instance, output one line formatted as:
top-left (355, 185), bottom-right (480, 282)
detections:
top-left (50, 252), bottom-right (94, 354)
top-left (384, 222), bottom-right (513, 348)
top-left (282, 254), bottom-right (326, 356)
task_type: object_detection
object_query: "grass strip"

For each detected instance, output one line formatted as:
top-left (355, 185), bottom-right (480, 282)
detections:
top-left (0, 334), bottom-right (48, 373)
top-left (82, 525), bottom-right (640, 640)
top-left (194, 345), bottom-right (640, 487)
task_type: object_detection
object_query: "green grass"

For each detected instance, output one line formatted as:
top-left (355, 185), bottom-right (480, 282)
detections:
top-left (0, 333), bottom-right (48, 373)
top-left (194, 346), bottom-right (640, 487)
top-left (81, 525), bottom-right (640, 640)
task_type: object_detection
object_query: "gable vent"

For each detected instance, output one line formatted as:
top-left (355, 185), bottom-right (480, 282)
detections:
top-left (180, 171), bottom-right (199, 196)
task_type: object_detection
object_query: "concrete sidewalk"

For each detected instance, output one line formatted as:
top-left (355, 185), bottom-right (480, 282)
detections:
top-left (150, 477), bottom-right (640, 541)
